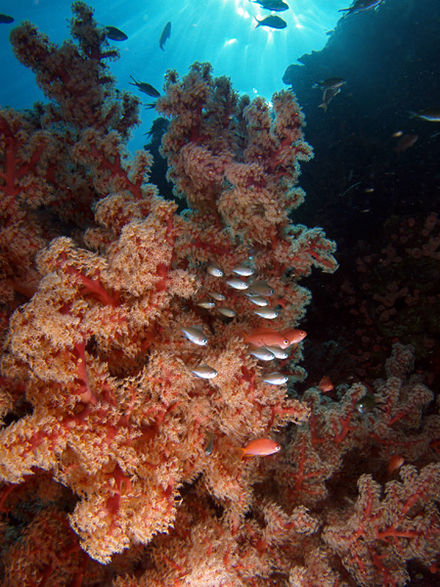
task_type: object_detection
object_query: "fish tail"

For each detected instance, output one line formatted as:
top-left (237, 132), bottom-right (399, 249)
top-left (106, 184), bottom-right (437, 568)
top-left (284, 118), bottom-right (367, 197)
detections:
top-left (318, 102), bottom-right (328, 112)
top-left (254, 18), bottom-right (261, 28)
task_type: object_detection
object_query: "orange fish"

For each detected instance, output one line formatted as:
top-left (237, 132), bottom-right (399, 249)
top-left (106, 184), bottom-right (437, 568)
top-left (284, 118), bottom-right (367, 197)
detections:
top-left (244, 328), bottom-right (290, 348)
top-left (244, 327), bottom-right (307, 349)
top-left (281, 328), bottom-right (307, 345)
top-left (387, 454), bottom-right (404, 476)
top-left (318, 375), bottom-right (334, 392)
top-left (242, 438), bottom-right (281, 457)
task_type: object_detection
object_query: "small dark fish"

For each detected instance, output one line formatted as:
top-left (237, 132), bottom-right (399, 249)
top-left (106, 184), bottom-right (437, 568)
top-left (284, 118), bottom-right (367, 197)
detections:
top-left (144, 117), bottom-right (169, 139)
top-left (0, 14), bottom-right (14, 24)
top-left (314, 78), bottom-right (346, 90)
top-left (410, 108), bottom-right (440, 122)
top-left (356, 393), bottom-right (376, 414)
top-left (105, 26), bottom-right (128, 41)
top-left (251, 0), bottom-right (289, 12)
top-left (159, 21), bottom-right (171, 50)
top-left (339, 181), bottom-right (361, 197)
top-left (144, 102), bottom-right (157, 110)
top-left (255, 15), bottom-right (287, 29)
top-left (394, 133), bottom-right (418, 152)
top-left (205, 431), bottom-right (215, 455)
top-left (339, 0), bottom-right (384, 16)
top-left (315, 79), bottom-right (346, 111)
top-left (319, 86), bottom-right (342, 112)
top-left (129, 76), bottom-right (160, 98)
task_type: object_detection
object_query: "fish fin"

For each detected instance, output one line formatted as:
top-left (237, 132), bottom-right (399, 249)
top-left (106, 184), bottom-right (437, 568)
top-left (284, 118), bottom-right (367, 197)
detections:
top-left (318, 103), bottom-right (328, 112)
top-left (254, 17), bottom-right (261, 28)
top-left (241, 449), bottom-right (254, 459)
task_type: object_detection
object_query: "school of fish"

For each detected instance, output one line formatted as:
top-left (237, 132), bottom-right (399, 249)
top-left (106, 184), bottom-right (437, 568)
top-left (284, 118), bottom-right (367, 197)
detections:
top-left (180, 257), bottom-right (308, 457)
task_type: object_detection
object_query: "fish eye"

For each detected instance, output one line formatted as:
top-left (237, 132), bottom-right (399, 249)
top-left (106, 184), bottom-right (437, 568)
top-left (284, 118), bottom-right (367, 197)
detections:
top-left (283, 339), bottom-right (289, 345)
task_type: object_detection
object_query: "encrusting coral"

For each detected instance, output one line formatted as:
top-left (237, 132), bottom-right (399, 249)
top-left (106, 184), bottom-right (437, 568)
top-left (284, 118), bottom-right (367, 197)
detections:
top-left (0, 3), bottom-right (439, 585)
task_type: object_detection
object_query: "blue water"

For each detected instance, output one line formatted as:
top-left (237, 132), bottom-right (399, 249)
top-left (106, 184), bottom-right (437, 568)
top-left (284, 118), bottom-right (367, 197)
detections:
top-left (0, 0), bottom-right (347, 151)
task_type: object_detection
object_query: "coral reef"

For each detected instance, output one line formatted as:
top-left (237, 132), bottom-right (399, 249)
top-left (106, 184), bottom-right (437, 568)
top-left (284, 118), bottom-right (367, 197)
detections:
top-left (0, 1), bottom-right (140, 345)
top-left (303, 212), bottom-right (440, 386)
top-left (348, 213), bottom-right (440, 366)
top-left (0, 3), bottom-right (439, 585)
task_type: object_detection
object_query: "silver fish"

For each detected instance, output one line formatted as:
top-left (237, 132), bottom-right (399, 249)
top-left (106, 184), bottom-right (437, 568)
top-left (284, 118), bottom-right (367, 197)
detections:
top-left (181, 326), bottom-right (208, 346)
top-left (207, 263), bottom-right (224, 277)
top-left (217, 307), bottom-right (236, 318)
top-left (226, 277), bottom-right (249, 290)
top-left (209, 292), bottom-right (226, 301)
top-left (254, 308), bottom-right (279, 319)
top-left (263, 372), bottom-right (288, 385)
top-left (192, 364), bottom-right (218, 379)
top-left (247, 295), bottom-right (269, 307)
top-left (250, 348), bottom-right (276, 361)
top-left (232, 265), bottom-right (255, 277)
top-left (264, 346), bottom-right (289, 359)
top-left (197, 301), bottom-right (215, 309)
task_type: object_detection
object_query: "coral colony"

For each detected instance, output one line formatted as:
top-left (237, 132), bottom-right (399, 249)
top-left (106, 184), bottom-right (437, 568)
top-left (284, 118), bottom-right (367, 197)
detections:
top-left (0, 3), bottom-right (439, 585)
